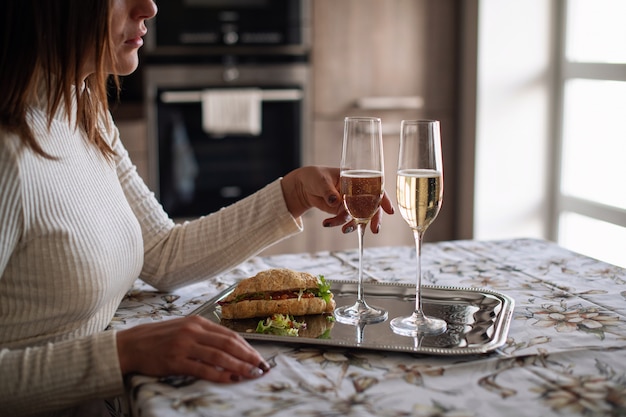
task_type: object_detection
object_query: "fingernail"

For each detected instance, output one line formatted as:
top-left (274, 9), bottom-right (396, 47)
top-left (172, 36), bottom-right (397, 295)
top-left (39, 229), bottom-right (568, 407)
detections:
top-left (249, 366), bottom-right (264, 377)
top-left (344, 226), bottom-right (355, 234)
top-left (259, 361), bottom-right (271, 372)
top-left (323, 221), bottom-right (331, 227)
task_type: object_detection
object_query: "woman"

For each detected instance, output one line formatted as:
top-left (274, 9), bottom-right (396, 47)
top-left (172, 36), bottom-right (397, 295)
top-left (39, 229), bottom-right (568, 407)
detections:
top-left (0, 0), bottom-right (393, 416)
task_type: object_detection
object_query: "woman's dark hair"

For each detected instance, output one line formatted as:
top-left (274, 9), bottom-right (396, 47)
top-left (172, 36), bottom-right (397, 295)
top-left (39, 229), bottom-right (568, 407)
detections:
top-left (0, 0), bottom-right (119, 158)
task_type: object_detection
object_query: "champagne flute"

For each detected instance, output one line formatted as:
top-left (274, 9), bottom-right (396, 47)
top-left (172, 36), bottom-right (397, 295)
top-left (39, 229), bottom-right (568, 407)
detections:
top-left (390, 120), bottom-right (447, 336)
top-left (334, 117), bottom-right (388, 325)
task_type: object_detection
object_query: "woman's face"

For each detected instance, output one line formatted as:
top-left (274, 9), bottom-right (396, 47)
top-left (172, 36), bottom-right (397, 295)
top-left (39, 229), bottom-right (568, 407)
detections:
top-left (101, 0), bottom-right (157, 77)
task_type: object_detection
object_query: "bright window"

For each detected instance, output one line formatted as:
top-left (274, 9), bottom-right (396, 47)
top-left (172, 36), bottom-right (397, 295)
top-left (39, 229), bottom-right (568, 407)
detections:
top-left (566, 0), bottom-right (626, 64)
top-left (559, 212), bottom-right (626, 268)
top-left (553, 0), bottom-right (626, 268)
top-left (561, 79), bottom-right (626, 209)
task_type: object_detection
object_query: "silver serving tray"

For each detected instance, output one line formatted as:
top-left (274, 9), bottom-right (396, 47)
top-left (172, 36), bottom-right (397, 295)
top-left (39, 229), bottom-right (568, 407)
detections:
top-left (192, 280), bottom-right (515, 355)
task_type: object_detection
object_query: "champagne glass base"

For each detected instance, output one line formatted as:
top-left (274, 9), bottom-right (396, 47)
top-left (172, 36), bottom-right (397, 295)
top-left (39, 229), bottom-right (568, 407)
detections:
top-left (390, 313), bottom-right (447, 336)
top-left (334, 300), bottom-right (388, 325)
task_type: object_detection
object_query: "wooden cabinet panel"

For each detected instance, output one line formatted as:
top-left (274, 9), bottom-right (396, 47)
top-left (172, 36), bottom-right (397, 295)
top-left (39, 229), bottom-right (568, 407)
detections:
top-left (116, 119), bottom-right (150, 181)
top-left (306, 0), bottom-right (461, 252)
top-left (312, 0), bottom-right (427, 116)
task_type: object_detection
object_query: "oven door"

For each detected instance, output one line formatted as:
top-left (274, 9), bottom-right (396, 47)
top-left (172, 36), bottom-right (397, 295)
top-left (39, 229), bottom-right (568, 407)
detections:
top-left (145, 63), bottom-right (310, 219)
top-left (155, 87), bottom-right (302, 217)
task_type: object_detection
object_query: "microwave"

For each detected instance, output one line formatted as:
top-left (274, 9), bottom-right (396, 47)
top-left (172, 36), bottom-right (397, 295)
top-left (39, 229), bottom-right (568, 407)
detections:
top-left (145, 0), bottom-right (311, 56)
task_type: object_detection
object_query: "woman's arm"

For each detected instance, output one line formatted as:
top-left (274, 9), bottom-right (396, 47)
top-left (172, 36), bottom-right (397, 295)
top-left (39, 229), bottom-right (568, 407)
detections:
top-left (0, 333), bottom-right (123, 416)
top-left (114, 133), bottom-right (303, 291)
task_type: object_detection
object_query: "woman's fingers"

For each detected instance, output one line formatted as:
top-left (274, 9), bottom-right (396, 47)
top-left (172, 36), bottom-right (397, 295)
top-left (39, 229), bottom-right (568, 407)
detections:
top-left (116, 316), bottom-right (270, 383)
top-left (380, 192), bottom-right (395, 215)
top-left (175, 345), bottom-right (267, 383)
top-left (323, 190), bottom-right (395, 233)
top-left (185, 319), bottom-right (269, 370)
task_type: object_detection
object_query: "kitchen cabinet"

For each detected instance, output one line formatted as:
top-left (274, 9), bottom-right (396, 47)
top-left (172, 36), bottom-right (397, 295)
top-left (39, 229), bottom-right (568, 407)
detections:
top-left (262, 0), bottom-right (462, 255)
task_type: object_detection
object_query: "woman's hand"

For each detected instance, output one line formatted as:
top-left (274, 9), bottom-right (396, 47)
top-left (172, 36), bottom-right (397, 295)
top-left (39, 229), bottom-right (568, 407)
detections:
top-left (280, 166), bottom-right (394, 234)
top-left (116, 316), bottom-right (270, 383)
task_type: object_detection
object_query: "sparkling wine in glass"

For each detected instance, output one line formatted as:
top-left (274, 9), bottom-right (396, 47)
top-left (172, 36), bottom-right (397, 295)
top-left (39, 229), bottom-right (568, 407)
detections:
top-left (390, 120), bottom-right (447, 336)
top-left (334, 117), bottom-right (388, 325)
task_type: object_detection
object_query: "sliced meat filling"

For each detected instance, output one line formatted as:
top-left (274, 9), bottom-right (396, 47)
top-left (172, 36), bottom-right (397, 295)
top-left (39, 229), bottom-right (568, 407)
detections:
top-left (218, 289), bottom-right (317, 305)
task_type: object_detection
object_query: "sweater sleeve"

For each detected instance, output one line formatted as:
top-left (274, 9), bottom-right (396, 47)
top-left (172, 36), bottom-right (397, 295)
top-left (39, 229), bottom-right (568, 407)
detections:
top-left (0, 331), bottom-right (123, 416)
top-left (112, 123), bottom-right (304, 291)
top-left (0, 141), bottom-right (125, 415)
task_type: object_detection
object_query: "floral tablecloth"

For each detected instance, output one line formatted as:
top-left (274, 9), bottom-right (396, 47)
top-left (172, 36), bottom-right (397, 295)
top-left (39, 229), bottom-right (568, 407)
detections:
top-left (110, 238), bottom-right (626, 417)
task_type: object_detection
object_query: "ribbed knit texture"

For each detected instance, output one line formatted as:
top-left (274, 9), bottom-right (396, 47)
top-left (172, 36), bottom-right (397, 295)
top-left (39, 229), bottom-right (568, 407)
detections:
top-left (0, 102), bottom-right (302, 416)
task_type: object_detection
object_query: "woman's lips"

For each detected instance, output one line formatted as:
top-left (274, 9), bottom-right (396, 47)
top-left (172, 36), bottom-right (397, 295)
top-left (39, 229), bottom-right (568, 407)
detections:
top-left (125, 37), bottom-right (144, 48)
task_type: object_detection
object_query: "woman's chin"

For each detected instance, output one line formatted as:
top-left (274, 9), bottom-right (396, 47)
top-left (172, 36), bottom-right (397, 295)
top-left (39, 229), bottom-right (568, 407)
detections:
top-left (115, 58), bottom-right (139, 76)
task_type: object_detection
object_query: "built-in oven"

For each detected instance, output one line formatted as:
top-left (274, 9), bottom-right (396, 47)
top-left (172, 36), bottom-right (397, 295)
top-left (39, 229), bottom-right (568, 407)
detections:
top-left (142, 0), bottom-right (311, 219)
top-left (144, 62), bottom-right (310, 218)
top-left (145, 0), bottom-right (311, 55)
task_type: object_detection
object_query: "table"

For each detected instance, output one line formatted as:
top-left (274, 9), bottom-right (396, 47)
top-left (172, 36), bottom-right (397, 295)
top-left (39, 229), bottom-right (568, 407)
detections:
top-left (110, 238), bottom-right (626, 417)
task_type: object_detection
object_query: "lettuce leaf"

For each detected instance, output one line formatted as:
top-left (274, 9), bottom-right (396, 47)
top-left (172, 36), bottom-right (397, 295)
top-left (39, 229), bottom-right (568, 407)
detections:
top-left (316, 275), bottom-right (332, 304)
top-left (255, 314), bottom-right (306, 337)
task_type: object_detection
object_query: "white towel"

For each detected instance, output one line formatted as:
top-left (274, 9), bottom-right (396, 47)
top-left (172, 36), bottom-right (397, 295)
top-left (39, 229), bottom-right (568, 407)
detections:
top-left (201, 88), bottom-right (262, 135)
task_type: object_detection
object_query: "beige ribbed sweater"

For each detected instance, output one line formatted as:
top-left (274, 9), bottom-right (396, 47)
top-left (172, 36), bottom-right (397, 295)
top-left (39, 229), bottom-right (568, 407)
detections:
top-left (0, 103), bottom-right (302, 416)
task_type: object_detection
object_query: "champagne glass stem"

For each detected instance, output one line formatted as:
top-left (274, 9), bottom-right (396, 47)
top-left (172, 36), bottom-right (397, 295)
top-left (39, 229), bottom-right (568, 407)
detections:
top-left (334, 220), bottom-right (387, 325)
top-left (356, 222), bottom-right (366, 302)
top-left (413, 229), bottom-right (426, 318)
top-left (389, 225), bottom-right (446, 336)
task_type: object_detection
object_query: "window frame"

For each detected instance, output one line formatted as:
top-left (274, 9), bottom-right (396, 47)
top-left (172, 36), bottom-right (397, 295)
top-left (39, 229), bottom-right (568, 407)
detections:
top-left (548, 0), bottom-right (626, 244)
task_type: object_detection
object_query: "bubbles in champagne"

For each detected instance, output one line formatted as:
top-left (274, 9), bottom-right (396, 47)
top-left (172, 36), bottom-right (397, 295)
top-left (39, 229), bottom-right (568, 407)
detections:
top-left (341, 170), bottom-right (384, 221)
top-left (396, 169), bottom-right (442, 231)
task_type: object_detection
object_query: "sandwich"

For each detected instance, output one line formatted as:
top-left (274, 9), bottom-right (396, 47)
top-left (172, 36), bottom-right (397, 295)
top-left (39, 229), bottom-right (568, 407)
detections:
top-left (217, 268), bottom-right (336, 320)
